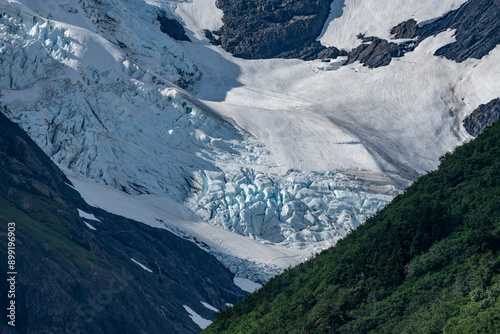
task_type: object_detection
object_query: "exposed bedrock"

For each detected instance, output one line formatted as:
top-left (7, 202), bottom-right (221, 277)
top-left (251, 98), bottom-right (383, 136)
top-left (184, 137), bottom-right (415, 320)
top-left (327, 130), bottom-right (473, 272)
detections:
top-left (157, 10), bottom-right (191, 41)
top-left (392, 0), bottom-right (500, 63)
top-left (212, 0), bottom-right (499, 68)
top-left (211, 0), bottom-right (343, 60)
top-left (463, 98), bottom-right (500, 137)
top-left (350, 0), bottom-right (500, 68)
top-left (345, 34), bottom-right (414, 68)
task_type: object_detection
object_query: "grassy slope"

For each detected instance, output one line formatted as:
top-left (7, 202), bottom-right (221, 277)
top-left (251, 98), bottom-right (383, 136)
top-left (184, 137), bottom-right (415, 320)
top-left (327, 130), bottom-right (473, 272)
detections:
top-left (0, 193), bottom-right (116, 274)
top-left (204, 121), bottom-right (500, 333)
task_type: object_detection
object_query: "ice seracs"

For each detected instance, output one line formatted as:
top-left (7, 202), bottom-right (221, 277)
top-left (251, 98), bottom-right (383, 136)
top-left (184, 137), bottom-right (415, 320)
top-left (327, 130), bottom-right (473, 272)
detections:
top-left (187, 168), bottom-right (392, 249)
top-left (2, 0), bottom-right (497, 282)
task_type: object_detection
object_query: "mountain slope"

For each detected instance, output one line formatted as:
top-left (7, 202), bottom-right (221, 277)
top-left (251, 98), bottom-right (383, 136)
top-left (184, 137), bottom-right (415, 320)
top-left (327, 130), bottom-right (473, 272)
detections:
top-left (203, 119), bottom-right (500, 333)
top-left (0, 109), bottom-right (244, 333)
top-left (0, 0), bottom-right (394, 279)
top-left (1, 0), bottom-right (499, 282)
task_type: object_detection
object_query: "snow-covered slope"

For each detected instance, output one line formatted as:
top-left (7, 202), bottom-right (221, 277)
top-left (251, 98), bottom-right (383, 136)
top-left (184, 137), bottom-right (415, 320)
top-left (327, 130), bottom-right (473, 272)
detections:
top-left (1, 0), bottom-right (499, 282)
top-left (318, 0), bottom-right (468, 50)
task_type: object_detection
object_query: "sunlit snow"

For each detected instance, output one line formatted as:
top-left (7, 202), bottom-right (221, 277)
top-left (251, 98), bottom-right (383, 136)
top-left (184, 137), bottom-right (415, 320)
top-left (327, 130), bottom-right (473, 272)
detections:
top-left (318, 0), bottom-right (468, 50)
top-left (1, 0), bottom-right (498, 281)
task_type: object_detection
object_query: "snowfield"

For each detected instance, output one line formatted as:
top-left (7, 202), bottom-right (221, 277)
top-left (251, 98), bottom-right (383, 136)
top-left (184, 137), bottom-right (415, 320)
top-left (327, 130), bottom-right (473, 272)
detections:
top-left (183, 305), bottom-right (212, 330)
top-left (1, 0), bottom-right (499, 285)
top-left (318, 0), bottom-right (468, 50)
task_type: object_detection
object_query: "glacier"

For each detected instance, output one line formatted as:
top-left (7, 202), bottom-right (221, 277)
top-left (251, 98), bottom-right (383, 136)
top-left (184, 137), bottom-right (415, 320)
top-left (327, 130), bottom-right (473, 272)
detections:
top-left (1, 0), bottom-right (499, 282)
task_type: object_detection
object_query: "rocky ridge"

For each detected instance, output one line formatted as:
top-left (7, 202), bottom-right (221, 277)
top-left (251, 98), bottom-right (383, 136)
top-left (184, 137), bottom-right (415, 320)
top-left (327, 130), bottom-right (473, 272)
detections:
top-left (392, 0), bottom-right (500, 63)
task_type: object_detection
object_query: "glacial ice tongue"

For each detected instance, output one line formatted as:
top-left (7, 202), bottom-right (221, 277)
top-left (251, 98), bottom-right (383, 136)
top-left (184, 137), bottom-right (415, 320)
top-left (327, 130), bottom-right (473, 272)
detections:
top-left (186, 168), bottom-right (391, 250)
top-left (0, 4), bottom-right (395, 279)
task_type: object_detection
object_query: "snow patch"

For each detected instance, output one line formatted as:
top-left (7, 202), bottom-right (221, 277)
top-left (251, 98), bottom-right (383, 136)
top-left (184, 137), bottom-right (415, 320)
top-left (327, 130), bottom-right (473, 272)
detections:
top-left (130, 258), bottom-right (153, 273)
top-left (234, 277), bottom-right (262, 293)
top-left (84, 222), bottom-right (96, 230)
top-left (318, 0), bottom-right (468, 50)
top-left (77, 209), bottom-right (100, 222)
top-left (176, 0), bottom-right (223, 41)
top-left (183, 305), bottom-right (212, 329)
top-left (201, 301), bottom-right (218, 312)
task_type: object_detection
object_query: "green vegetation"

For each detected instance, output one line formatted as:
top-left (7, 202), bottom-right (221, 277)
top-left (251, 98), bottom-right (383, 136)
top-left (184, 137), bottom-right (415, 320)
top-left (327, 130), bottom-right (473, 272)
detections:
top-left (0, 192), bottom-right (116, 275)
top-left (204, 121), bottom-right (500, 333)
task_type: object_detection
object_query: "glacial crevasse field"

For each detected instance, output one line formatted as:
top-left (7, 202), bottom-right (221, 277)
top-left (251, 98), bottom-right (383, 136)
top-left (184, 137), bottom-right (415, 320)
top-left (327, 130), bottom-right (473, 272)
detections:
top-left (1, 0), bottom-right (498, 282)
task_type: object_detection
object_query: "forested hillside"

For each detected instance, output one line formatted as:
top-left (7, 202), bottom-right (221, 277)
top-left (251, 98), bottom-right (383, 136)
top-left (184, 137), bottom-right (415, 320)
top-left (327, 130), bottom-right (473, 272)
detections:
top-left (204, 120), bottom-right (500, 333)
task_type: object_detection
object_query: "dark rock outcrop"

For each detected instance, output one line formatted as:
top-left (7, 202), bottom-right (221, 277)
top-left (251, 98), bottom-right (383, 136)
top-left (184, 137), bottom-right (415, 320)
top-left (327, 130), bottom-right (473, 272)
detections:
top-left (0, 108), bottom-right (244, 333)
top-left (212, 0), bottom-right (341, 60)
top-left (211, 0), bottom-right (499, 67)
top-left (327, 0), bottom-right (500, 69)
top-left (391, 19), bottom-right (418, 39)
top-left (157, 12), bottom-right (190, 42)
top-left (204, 29), bottom-right (221, 46)
top-left (345, 35), bottom-right (414, 68)
top-left (463, 98), bottom-right (500, 137)
top-left (391, 0), bottom-right (500, 63)
top-left (416, 0), bottom-right (500, 62)
top-left (350, 0), bottom-right (500, 68)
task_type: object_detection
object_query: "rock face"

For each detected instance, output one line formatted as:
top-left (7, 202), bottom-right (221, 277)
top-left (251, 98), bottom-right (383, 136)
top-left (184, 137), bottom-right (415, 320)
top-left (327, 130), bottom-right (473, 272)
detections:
top-left (157, 11), bottom-right (191, 41)
top-left (410, 0), bottom-right (500, 63)
top-left (358, 0), bottom-right (500, 69)
top-left (210, 0), bottom-right (499, 66)
top-left (211, 0), bottom-right (499, 65)
top-left (463, 99), bottom-right (500, 137)
top-left (349, 0), bottom-right (500, 68)
top-left (212, 0), bottom-right (341, 60)
top-left (0, 109), bottom-right (244, 333)
top-left (390, 19), bottom-right (417, 40)
top-left (345, 35), bottom-right (413, 68)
